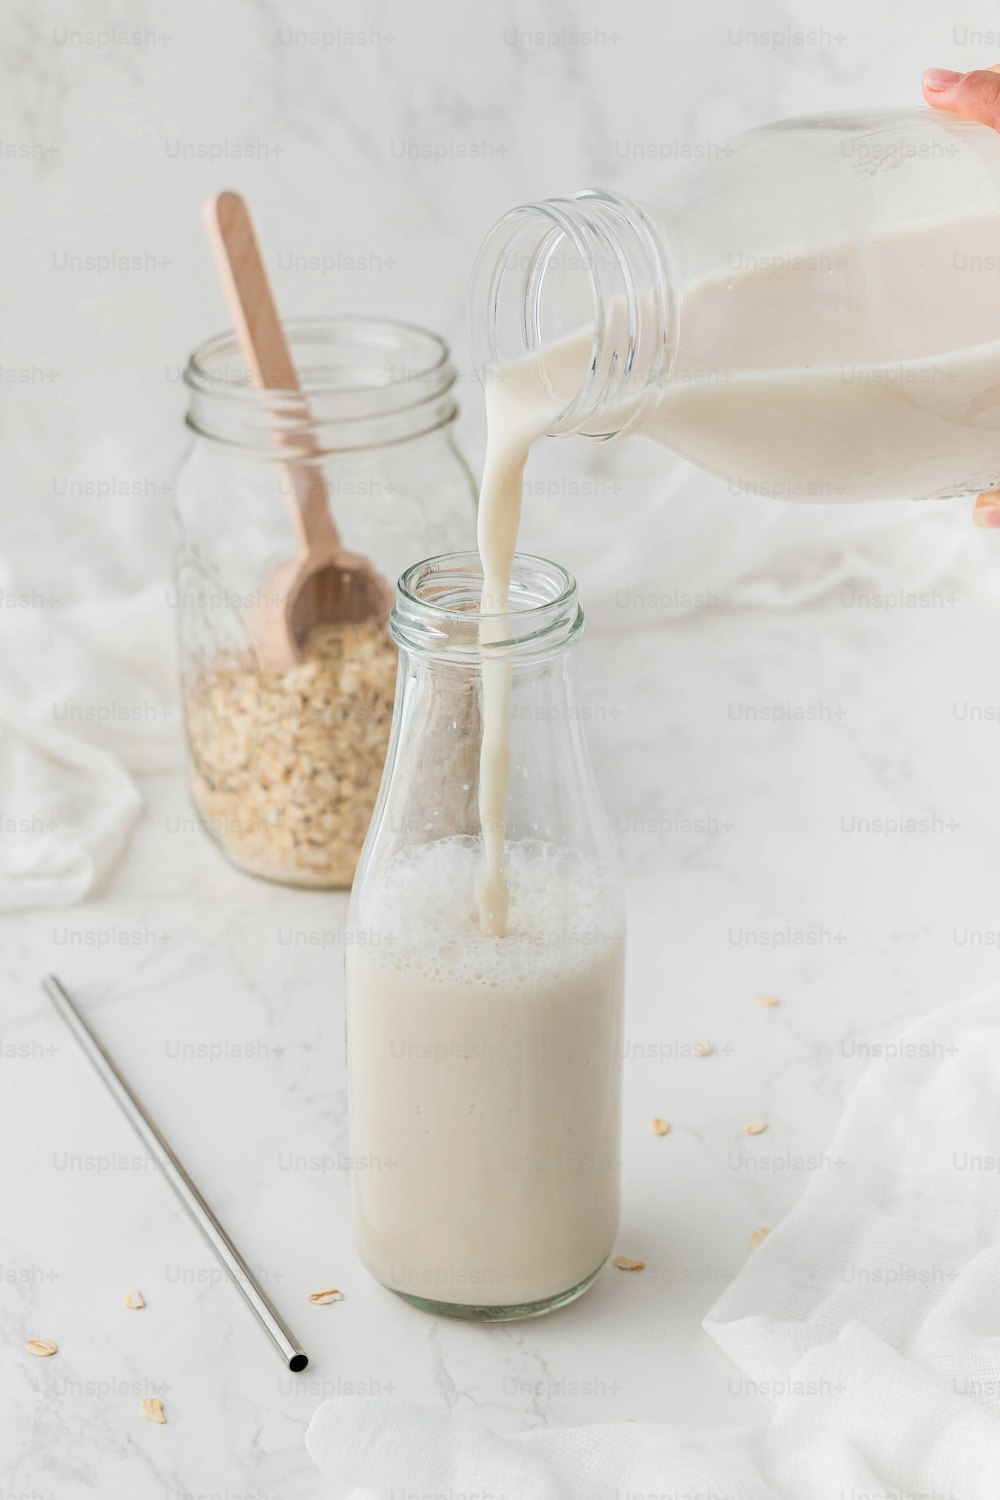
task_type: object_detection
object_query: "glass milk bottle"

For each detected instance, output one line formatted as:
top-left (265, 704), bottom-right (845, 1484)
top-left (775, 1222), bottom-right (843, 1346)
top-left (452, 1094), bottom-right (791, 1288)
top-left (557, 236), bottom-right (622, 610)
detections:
top-left (346, 552), bottom-right (625, 1320)
top-left (469, 106), bottom-right (1000, 504)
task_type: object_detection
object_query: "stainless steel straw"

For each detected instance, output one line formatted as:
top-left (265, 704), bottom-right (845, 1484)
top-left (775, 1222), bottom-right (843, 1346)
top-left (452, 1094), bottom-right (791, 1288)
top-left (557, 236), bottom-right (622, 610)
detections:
top-left (43, 974), bottom-right (309, 1373)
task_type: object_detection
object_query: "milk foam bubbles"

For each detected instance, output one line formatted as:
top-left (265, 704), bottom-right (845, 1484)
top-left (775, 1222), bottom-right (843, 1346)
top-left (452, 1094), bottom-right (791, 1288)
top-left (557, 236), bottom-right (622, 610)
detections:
top-left (347, 836), bottom-right (624, 1310)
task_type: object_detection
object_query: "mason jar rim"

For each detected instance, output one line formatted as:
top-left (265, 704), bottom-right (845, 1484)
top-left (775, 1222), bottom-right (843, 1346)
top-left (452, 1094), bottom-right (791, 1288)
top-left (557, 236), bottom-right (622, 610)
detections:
top-left (183, 315), bottom-right (460, 455)
top-left (185, 314), bottom-right (453, 400)
top-left (391, 550), bottom-right (584, 662)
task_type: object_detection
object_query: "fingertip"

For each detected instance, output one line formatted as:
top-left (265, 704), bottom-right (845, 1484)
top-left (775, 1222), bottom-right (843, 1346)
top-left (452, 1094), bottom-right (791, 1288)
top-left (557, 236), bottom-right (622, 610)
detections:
top-left (973, 494), bottom-right (1000, 528)
top-left (923, 67), bottom-right (964, 95)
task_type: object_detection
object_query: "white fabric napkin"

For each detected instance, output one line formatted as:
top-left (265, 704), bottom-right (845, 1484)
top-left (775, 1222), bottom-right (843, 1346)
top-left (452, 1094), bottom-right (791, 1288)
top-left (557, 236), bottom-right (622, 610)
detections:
top-left (4, 413), bottom-right (997, 912)
top-left (306, 984), bottom-right (1000, 1499)
top-left (525, 441), bottom-right (1000, 628)
top-left (0, 585), bottom-right (182, 909)
top-left (0, 421), bottom-right (184, 911)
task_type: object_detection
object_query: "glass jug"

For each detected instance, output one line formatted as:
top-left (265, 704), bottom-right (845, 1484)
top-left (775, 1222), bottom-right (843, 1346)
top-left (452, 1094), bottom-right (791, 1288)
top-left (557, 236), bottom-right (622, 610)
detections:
top-left (346, 552), bottom-right (625, 1320)
top-left (469, 107), bottom-right (1000, 504)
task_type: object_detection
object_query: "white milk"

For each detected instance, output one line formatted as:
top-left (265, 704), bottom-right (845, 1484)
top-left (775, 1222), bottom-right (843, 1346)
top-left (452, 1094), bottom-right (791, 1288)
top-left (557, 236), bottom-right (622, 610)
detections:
top-left (348, 837), bottom-right (624, 1309)
top-left (349, 215), bottom-right (1000, 1309)
top-left (475, 214), bottom-right (1000, 928)
top-left (474, 353), bottom-right (579, 936)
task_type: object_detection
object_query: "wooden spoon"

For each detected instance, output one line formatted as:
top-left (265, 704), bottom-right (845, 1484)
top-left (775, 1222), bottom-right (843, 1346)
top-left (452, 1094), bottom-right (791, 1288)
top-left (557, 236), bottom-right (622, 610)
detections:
top-left (203, 191), bottom-right (392, 675)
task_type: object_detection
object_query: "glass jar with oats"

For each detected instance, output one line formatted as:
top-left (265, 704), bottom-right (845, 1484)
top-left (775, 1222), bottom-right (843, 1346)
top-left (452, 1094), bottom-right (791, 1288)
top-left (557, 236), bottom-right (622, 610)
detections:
top-left (175, 317), bottom-right (476, 887)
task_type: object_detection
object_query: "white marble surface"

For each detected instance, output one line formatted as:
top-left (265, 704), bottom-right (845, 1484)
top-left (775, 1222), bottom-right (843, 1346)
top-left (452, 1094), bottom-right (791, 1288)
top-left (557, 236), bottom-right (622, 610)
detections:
top-left (6, 591), bottom-right (1000, 1495)
top-left (6, 1), bottom-right (1000, 1494)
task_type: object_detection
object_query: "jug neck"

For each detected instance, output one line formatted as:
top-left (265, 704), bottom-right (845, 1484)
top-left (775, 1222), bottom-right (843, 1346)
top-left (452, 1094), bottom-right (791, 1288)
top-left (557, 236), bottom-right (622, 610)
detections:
top-left (469, 189), bottom-right (676, 441)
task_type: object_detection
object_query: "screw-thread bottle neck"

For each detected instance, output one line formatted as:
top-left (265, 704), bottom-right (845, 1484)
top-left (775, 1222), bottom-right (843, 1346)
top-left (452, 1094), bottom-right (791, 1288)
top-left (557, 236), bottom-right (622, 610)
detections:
top-left (469, 189), bottom-right (675, 441)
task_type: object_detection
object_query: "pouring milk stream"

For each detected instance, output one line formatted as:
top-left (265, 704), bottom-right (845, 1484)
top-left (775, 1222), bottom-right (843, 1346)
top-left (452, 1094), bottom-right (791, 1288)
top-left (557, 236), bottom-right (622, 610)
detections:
top-left (474, 199), bottom-right (1000, 932)
top-left (348, 106), bottom-right (1000, 1317)
top-left (474, 335), bottom-right (591, 935)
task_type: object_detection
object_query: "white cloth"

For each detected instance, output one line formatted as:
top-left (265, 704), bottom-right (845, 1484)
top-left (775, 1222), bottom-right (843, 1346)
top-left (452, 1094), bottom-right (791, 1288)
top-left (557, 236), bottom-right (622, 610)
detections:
top-left (3, 416), bottom-right (998, 911)
top-left (0, 585), bottom-right (182, 909)
top-left (535, 449), bottom-right (1000, 628)
top-left (0, 421), bottom-right (184, 910)
top-left (305, 985), bottom-right (1000, 1499)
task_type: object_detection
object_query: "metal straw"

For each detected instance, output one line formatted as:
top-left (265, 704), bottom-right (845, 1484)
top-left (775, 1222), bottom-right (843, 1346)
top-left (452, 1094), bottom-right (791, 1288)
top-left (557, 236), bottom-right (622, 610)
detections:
top-left (43, 975), bottom-right (309, 1373)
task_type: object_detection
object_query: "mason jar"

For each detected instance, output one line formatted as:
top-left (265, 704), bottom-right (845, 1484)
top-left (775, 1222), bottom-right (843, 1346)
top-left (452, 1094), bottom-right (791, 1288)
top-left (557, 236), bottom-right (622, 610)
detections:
top-left (174, 318), bottom-right (476, 887)
top-left (346, 551), bottom-right (626, 1320)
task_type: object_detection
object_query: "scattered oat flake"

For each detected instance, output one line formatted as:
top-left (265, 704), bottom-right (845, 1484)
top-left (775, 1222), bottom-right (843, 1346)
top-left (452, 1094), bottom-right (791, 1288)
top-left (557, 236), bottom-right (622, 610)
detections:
top-left (139, 1397), bottom-right (166, 1424)
top-left (25, 1338), bottom-right (57, 1358)
top-left (309, 1289), bottom-right (344, 1305)
top-left (744, 1120), bottom-right (768, 1136)
top-left (650, 1118), bottom-right (671, 1136)
top-left (756, 994), bottom-right (780, 1008)
top-left (749, 1227), bottom-right (771, 1249)
top-left (613, 1256), bottom-right (645, 1271)
top-left (693, 1042), bottom-right (713, 1058)
top-left (123, 1288), bottom-right (145, 1310)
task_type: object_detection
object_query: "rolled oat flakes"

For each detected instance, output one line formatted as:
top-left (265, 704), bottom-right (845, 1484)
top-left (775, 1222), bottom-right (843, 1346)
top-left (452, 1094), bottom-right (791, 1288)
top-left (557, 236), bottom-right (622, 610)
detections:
top-left (184, 617), bottom-right (397, 886)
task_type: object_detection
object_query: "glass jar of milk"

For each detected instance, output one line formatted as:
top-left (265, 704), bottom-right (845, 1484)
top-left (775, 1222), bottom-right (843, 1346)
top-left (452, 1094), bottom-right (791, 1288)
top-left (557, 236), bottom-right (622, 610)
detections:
top-left (470, 107), bottom-right (1000, 504)
top-left (346, 551), bottom-right (625, 1320)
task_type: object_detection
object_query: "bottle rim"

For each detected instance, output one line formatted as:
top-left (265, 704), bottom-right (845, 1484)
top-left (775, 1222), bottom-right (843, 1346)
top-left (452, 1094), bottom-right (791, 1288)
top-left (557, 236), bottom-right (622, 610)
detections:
top-left (469, 190), bottom-right (673, 442)
top-left (184, 315), bottom-right (459, 455)
top-left (391, 550), bottom-right (584, 662)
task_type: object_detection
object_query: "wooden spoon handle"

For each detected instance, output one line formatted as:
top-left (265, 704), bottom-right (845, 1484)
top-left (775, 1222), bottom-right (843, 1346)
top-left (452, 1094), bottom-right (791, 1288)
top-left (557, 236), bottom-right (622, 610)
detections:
top-left (202, 191), bottom-right (338, 551)
top-left (204, 191), bottom-right (299, 391)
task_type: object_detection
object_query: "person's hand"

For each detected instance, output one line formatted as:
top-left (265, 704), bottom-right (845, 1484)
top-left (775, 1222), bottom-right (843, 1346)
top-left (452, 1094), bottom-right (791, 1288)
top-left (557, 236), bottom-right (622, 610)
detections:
top-left (922, 64), bottom-right (1000, 126)
top-left (922, 65), bottom-right (1000, 526)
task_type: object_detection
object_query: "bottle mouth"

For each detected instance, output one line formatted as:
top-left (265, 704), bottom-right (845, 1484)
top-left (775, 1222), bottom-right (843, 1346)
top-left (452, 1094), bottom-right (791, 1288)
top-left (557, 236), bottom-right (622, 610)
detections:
top-left (469, 203), bottom-right (600, 435)
top-left (392, 551), bottom-right (583, 662)
top-left (468, 190), bottom-right (674, 441)
top-left (184, 315), bottom-right (458, 455)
